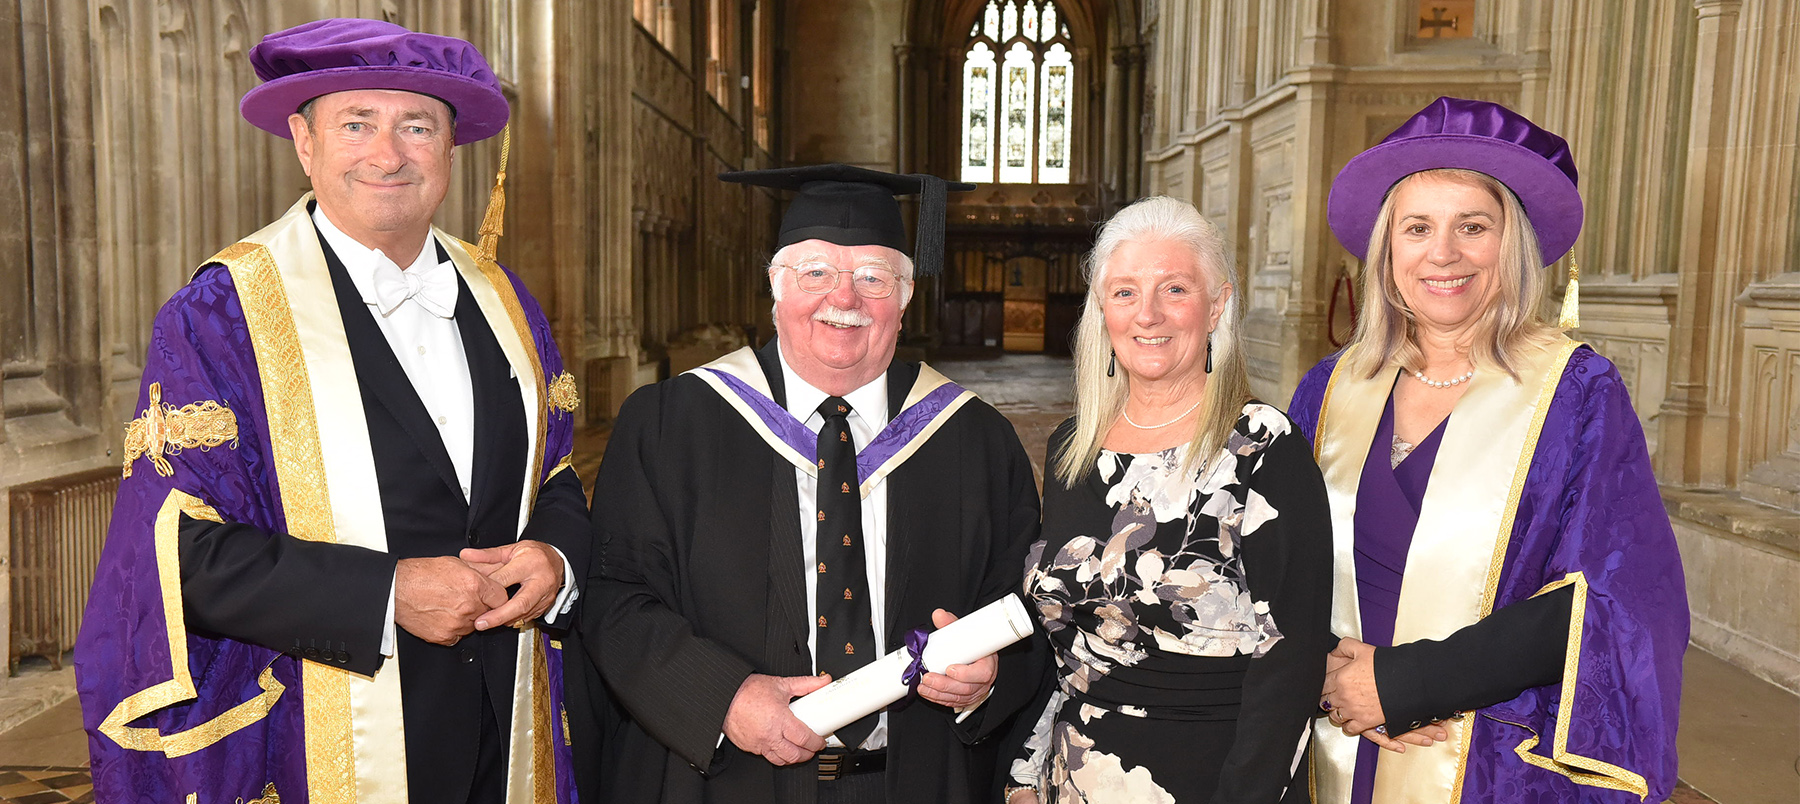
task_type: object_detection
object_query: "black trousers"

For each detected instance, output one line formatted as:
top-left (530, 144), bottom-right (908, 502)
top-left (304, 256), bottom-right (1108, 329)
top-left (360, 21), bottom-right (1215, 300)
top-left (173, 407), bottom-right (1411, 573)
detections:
top-left (817, 772), bottom-right (887, 804)
top-left (467, 683), bottom-right (508, 804)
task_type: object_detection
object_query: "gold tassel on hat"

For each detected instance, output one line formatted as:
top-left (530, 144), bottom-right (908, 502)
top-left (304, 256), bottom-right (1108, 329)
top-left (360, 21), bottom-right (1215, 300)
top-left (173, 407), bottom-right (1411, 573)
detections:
top-left (1558, 251), bottom-right (1580, 329)
top-left (477, 124), bottom-right (511, 262)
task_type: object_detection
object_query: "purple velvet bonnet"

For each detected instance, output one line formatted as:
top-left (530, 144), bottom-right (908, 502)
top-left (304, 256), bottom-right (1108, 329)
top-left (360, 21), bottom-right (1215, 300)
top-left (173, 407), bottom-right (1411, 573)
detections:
top-left (239, 18), bottom-right (508, 144)
top-left (1326, 97), bottom-right (1581, 266)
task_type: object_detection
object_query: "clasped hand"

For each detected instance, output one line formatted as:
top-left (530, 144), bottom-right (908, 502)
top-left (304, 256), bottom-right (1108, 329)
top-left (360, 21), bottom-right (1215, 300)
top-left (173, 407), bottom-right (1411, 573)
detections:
top-left (1319, 637), bottom-right (1448, 754)
top-left (393, 541), bottom-right (564, 646)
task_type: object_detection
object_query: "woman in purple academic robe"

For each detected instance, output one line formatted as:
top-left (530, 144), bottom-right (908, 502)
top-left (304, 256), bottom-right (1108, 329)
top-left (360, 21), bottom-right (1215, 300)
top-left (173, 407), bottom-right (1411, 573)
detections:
top-left (1289, 97), bottom-right (1688, 804)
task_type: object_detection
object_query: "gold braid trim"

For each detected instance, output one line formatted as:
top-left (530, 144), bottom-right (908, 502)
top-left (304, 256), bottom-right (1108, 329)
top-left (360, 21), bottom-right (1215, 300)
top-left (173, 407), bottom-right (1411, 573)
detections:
top-left (123, 382), bottom-right (239, 478)
top-left (1494, 572), bottom-right (1650, 799)
top-left (99, 490), bottom-right (284, 758)
top-left (548, 370), bottom-right (581, 415)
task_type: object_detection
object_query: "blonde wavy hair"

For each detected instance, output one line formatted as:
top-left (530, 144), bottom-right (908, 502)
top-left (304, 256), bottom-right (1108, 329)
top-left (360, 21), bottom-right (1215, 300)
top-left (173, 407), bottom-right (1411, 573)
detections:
top-left (1053, 197), bottom-right (1252, 488)
top-left (1343, 169), bottom-right (1561, 381)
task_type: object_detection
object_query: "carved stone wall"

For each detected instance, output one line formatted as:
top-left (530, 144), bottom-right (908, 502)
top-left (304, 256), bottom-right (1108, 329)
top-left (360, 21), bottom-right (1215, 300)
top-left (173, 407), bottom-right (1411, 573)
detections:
top-left (1143, 0), bottom-right (1800, 692)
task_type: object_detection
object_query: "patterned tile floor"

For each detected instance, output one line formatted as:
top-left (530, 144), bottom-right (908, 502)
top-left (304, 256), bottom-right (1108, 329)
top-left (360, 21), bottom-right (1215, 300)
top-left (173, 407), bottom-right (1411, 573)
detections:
top-left (0, 768), bottom-right (92, 804)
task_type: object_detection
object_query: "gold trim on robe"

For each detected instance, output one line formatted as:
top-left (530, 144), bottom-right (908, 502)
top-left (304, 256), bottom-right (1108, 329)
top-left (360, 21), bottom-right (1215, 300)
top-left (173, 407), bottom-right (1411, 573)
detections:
top-left (1310, 337), bottom-right (1580, 804)
top-left (99, 490), bottom-right (286, 758)
top-left (209, 195), bottom-right (562, 803)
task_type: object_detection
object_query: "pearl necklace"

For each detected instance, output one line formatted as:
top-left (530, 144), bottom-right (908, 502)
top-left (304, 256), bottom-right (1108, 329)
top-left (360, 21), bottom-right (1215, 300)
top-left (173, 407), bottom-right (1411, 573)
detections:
top-left (1412, 368), bottom-right (1475, 389)
top-left (1121, 398), bottom-right (1206, 429)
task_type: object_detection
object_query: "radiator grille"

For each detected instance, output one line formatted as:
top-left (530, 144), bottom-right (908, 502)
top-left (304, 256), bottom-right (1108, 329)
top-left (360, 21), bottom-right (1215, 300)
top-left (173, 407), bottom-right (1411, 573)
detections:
top-left (9, 469), bottom-right (117, 671)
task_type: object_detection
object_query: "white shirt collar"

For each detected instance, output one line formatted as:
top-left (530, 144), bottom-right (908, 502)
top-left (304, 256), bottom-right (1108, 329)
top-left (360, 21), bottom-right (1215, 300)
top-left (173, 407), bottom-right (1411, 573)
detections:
top-left (311, 205), bottom-right (445, 307)
top-left (777, 347), bottom-right (889, 427)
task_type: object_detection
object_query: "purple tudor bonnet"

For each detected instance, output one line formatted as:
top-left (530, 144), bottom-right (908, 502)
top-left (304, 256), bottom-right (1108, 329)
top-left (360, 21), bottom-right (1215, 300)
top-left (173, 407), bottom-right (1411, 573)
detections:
top-left (1326, 97), bottom-right (1582, 267)
top-left (239, 18), bottom-right (509, 144)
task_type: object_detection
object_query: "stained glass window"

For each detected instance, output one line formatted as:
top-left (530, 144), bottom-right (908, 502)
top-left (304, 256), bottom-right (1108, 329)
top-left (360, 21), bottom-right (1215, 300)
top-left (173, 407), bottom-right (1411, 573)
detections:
top-left (958, 0), bottom-right (1076, 185)
top-left (961, 42), bottom-right (998, 184)
top-left (1038, 43), bottom-right (1071, 184)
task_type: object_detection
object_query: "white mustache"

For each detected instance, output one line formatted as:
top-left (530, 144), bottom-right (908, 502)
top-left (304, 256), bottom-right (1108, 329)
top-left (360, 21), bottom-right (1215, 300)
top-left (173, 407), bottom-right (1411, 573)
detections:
top-left (813, 305), bottom-right (873, 327)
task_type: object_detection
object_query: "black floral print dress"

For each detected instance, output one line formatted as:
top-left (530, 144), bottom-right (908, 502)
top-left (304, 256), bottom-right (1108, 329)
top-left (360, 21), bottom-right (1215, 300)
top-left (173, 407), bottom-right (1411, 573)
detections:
top-left (1010, 403), bottom-right (1333, 803)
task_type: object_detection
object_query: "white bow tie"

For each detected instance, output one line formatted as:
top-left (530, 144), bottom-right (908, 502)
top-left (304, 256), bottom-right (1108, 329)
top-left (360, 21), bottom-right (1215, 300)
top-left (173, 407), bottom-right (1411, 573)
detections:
top-left (371, 254), bottom-right (457, 318)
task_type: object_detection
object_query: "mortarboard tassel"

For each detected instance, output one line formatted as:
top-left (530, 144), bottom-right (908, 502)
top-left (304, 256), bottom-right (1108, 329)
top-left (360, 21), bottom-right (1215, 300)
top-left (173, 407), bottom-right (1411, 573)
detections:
top-left (477, 124), bottom-right (511, 262)
top-left (912, 173), bottom-right (947, 278)
top-left (1558, 251), bottom-right (1580, 329)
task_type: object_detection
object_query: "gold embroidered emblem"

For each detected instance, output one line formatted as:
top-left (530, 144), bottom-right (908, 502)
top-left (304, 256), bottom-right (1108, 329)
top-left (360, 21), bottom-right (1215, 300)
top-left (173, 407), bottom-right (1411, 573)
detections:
top-left (818, 458), bottom-right (826, 468)
top-left (841, 482), bottom-right (850, 493)
top-left (818, 616), bottom-right (828, 627)
top-left (843, 588), bottom-right (853, 600)
top-left (839, 431), bottom-right (848, 442)
top-left (837, 404), bottom-right (847, 413)
top-left (122, 382), bottom-right (240, 478)
top-left (818, 562), bottom-right (827, 573)
top-left (843, 535), bottom-right (852, 546)
top-left (844, 643), bottom-right (855, 655)
top-left (817, 510), bottom-right (826, 521)
top-left (547, 370), bottom-right (580, 416)
top-left (248, 782), bottom-right (282, 804)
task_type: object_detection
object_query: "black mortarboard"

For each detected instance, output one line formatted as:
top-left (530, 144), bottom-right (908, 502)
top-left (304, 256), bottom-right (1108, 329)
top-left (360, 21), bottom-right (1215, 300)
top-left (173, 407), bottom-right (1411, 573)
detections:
top-left (719, 163), bottom-right (975, 277)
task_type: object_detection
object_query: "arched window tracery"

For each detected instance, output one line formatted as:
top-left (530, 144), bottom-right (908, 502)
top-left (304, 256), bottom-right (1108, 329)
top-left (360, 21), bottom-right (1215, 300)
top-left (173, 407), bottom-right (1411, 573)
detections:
top-left (960, 0), bottom-right (1075, 185)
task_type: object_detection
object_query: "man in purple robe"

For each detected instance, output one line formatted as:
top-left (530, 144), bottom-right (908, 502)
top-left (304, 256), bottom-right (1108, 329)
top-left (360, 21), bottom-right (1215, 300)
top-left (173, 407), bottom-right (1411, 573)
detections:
top-left (74, 18), bottom-right (584, 804)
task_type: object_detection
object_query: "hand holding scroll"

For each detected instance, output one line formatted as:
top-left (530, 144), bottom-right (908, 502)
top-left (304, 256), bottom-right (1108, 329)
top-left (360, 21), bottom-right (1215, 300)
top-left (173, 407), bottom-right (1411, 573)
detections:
top-left (725, 673), bottom-right (832, 765)
top-left (915, 608), bottom-right (998, 709)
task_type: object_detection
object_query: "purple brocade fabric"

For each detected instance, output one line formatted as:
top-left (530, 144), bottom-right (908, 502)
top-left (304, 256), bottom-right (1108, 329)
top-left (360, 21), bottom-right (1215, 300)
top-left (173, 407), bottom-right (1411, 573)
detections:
top-left (1289, 348), bottom-right (1689, 803)
top-left (1326, 97), bottom-right (1583, 266)
top-left (74, 258), bottom-right (577, 802)
top-left (240, 18), bottom-right (509, 143)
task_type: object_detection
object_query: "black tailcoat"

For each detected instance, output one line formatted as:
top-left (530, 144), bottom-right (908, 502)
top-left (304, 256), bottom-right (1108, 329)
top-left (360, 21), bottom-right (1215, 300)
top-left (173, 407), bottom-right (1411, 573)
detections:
top-left (583, 340), bottom-right (1047, 804)
top-left (177, 228), bottom-right (590, 803)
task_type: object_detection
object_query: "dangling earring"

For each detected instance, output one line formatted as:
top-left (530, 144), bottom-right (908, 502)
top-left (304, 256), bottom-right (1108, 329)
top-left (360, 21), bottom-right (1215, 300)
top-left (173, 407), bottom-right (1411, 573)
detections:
top-left (1107, 350), bottom-right (1116, 378)
top-left (1204, 334), bottom-right (1214, 374)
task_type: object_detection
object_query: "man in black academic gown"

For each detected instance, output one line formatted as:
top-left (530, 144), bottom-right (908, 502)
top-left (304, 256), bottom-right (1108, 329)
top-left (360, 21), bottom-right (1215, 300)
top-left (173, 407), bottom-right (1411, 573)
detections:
top-left (583, 165), bottom-right (1046, 804)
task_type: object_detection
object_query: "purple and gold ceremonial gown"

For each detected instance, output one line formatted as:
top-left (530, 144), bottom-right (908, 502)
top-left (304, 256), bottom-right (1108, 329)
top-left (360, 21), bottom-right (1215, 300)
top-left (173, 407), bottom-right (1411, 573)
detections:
top-left (74, 195), bottom-right (580, 804)
top-left (1288, 339), bottom-right (1687, 803)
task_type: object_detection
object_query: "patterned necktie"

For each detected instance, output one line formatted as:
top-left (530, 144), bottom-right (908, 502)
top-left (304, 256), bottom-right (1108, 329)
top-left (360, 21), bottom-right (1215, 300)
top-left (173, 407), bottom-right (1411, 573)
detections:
top-left (815, 396), bottom-right (877, 748)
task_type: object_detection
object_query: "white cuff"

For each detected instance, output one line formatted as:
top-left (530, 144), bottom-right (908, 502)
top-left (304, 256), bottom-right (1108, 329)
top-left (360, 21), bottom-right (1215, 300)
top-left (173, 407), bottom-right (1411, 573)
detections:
top-left (953, 682), bottom-right (995, 723)
top-left (381, 571), bottom-right (398, 657)
top-left (540, 546), bottom-right (580, 626)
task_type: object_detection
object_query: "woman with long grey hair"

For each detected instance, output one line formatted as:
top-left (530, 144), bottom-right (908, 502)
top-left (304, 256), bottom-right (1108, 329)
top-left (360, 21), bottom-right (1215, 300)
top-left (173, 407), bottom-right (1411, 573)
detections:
top-left (1006, 196), bottom-right (1332, 803)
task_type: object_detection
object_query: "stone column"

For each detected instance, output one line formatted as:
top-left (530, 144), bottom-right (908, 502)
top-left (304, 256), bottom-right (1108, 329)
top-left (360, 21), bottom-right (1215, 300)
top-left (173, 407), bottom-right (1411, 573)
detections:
top-left (1658, 0), bottom-right (1742, 487)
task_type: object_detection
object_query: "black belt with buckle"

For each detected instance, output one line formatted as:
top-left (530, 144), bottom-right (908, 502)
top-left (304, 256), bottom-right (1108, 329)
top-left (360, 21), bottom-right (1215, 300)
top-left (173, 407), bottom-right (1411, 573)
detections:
top-left (816, 748), bottom-right (886, 781)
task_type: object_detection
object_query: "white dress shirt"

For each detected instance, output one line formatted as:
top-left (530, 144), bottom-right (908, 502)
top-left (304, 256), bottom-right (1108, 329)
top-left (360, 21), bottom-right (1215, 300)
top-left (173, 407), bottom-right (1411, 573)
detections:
top-left (311, 208), bottom-right (576, 656)
top-left (778, 351), bottom-right (892, 750)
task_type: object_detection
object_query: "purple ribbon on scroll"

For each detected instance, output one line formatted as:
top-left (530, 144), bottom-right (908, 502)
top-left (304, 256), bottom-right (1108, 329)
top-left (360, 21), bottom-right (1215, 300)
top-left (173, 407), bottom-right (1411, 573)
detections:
top-left (899, 626), bottom-right (931, 694)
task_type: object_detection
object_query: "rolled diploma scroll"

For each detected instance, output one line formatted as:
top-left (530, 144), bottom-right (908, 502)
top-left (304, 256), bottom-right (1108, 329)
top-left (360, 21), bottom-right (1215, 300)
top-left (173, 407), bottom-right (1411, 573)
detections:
top-left (789, 593), bottom-right (1034, 738)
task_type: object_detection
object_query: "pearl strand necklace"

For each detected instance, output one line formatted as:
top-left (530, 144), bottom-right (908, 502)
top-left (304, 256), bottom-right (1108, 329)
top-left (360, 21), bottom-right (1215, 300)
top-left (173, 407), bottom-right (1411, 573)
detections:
top-left (1121, 398), bottom-right (1206, 429)
top-left (1411, 368), bottom-right (1475, 389)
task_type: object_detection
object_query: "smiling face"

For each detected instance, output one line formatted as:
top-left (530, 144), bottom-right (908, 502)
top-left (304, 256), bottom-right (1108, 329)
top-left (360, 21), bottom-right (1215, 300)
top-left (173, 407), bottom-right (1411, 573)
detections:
top-left (1386, 171), bottom-right (1507, 338)
top-left (1099, 239), bottom-right (1229, 387)
top-left (770, 240), bottom-right (912, 396)
top-left (289, 89), bottom-right (455, 259)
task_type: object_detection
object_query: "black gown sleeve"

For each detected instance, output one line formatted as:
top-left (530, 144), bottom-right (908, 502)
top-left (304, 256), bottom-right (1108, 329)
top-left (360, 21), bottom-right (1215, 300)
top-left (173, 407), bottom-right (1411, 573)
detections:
top-left (947, 410), bottom-right (1047, 745)
top-left (177, 514), bottom-right (397, 675)
top-left (583, 386), bottom-right (756, 773)
top-left (1373, 584), bottom-right (1574, 732)
top-left (1212, 423), bottom-right (1335, 804)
